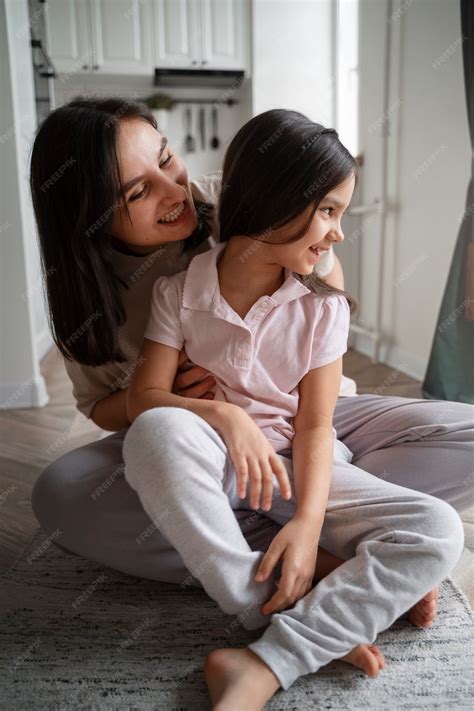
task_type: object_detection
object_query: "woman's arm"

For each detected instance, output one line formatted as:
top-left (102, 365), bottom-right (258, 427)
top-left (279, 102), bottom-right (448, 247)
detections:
top-left (91, 389), bottom-right (130, 431)
top-left (127, 339), bottom-right (227, 428)
top-left (90, 349), bottom-right (216, 431)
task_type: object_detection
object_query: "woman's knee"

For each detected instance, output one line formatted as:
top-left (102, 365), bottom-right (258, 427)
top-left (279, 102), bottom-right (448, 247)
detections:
top-left (32, 432), bottom-right (124, 537)
top-left (32, 457), bottom-right (69, 535)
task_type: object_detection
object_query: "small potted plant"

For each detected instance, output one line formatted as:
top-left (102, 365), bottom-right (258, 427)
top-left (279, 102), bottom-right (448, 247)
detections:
top-left (144, 92), bottom-right (176, 131)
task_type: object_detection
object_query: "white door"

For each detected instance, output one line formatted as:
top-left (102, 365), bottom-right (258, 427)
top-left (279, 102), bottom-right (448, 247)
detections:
top-left (89, 0), bottom-right (153, 75)
top-left (199, 0), bottom-right (248, 70)
top-left (154, 0), bottom-right (200, 69)
top-left (44, 0), bottom-right (92, 74)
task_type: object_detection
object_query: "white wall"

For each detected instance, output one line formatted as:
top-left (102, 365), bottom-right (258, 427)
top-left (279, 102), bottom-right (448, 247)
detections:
top-left (251, 0), bottom-right (334, 125)
top-left (351, 0), bottom-right (470, 379)
top-left (51, 73), bottom-right (253, 183)
top-left (0, 0), bottom-right (48, 408)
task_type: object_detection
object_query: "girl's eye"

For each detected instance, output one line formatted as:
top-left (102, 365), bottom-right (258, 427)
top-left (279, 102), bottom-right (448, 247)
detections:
top-left (320, 207), bottom-right (333, 215)
top-left (160, 153), bottom-right (173, 168)
top-left (129, 186), bottom-right (147, 202)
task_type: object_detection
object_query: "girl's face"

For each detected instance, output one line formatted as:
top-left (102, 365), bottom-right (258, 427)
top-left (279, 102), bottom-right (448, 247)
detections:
top-left (111, 118), bottom-right (198, 254)
top-left (265, 173), bottom-right (356, 276)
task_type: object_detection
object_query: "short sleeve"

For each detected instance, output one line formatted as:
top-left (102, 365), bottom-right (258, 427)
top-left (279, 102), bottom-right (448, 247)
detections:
top-left (144, 275), bottom-right (185, 351)
top-left (310, 295), bottom-right (350, 369)
top-left (63, 357), bottom-right (112, 419)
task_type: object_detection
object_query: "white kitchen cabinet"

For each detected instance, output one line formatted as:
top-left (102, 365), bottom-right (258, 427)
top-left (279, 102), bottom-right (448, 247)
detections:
top-left (154, 0), bottom-right (248, 71)
top-left (45, 0), bottom-right (153, 76)
top-left (89, 0), bottom-right (153, 75)
top-left (200, 0), bottom-right (247, 70)
top-left (44, 0), bottom-right (91, 74)
top-left (153, 0), bottom-right (200, 69)
top-left (45, 0), bottom-right (248, 76)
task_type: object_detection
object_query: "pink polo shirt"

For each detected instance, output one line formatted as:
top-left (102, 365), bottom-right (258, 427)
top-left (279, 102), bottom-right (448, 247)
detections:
top-left (145, 243), bottom-right (352, 459)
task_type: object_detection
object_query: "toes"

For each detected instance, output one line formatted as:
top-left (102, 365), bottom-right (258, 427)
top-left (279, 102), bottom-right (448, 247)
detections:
top-left (369, 644), bottom-right (385, 670)
top-left (343, 645), bottom-right (381, 678)
top-left (410, 610), bottom-right (433, 628)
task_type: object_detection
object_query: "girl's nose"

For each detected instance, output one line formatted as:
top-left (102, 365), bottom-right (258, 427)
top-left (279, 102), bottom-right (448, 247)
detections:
top-left (329, 228), bottom-right (344, 244)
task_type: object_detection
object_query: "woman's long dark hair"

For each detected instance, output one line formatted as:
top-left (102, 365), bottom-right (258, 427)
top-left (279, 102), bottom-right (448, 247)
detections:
top-left (219, 109), bottom-right (358, 312)
top-left (30, 96), bottom-right (208, 366)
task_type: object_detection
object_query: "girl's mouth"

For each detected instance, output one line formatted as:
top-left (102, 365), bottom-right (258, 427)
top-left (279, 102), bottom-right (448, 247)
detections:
top-left (157, 200), bottom-right (189, 225)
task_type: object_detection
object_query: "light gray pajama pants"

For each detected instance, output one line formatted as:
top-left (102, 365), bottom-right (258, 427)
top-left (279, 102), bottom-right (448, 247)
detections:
top-left (32, 394), bottom-right (473, 690)
top-left (122, 405), bottom-right (466, 690)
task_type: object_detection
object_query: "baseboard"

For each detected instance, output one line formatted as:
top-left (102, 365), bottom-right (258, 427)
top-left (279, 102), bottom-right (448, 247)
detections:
top-left (0, 373), bottom-right (49, 409)
top-left (36, 329), bottom-right (53, 362)
top-left (349, 329), bottom-right (428, 382)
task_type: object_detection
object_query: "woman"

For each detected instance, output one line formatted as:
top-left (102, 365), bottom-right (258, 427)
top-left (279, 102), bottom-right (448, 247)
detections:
top-left (31, 98), bottom-right (471, 707)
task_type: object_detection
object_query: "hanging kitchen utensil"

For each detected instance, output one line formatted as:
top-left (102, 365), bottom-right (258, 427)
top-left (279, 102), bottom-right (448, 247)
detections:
top-left (210, 106), bottom-right (220, 150)
top-left (184, 106), bottom-right (195, 153)
top-left (199, 107), bottom-right (206, 150)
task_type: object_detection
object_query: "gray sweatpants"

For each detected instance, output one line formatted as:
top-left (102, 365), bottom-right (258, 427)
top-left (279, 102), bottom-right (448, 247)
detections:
top-left (122, 405), bottom-right (467, 689)
top-left (32, 394), bottom-right (473, 690)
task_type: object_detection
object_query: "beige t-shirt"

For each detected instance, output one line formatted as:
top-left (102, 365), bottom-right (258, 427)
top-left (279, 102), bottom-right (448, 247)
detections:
top-left (64, 171), bottom-right (355, 419)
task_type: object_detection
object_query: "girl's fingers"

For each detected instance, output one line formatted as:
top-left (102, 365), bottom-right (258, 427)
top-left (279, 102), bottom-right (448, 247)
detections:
top-left (262, 571), bottom-right (298, 614)
top-left (248, 458), bottom-right (262, 510)
top-left (271, 455), bottom-right (292, 499)
top-left (255, 540), bottom-right (283, 582)
top-left (294, 578), bottom-right (312, 605)
top-left (278, 569), bottom-right (298, 602)
top-left (260, 460), bottom-right (274, 511)
top-left (234, 456), bottom-right (249, 499)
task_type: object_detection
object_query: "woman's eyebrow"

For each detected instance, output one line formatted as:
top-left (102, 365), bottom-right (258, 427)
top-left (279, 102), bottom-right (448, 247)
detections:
top-left (123, 136), bottom-right (168, 193)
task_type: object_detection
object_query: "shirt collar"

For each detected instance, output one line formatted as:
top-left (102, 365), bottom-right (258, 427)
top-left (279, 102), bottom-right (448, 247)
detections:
top-left (182, 242), bottom-right (312, 313)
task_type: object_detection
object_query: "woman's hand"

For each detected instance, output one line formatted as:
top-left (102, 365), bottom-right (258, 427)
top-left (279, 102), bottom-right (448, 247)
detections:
top-left (172, 348), bottom-right (216, 400)
top-left (255, 516), bottom-right (321, 615)
top-left (218, 405), bottom-right (292, 511)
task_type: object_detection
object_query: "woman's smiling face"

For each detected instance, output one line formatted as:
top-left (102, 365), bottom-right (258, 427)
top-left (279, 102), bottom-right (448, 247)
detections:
top-left (111, 118), bottom-right (198, 253)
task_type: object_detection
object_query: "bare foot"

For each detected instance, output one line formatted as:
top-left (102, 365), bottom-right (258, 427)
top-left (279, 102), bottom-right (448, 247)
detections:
top-left (408, 585), bottom-right (439, 628)
top-left (340, 643), bottom-right (385, 678)
top-left (205, 642), bottom-right (385, 710)
top-left (205, 648), bottom-right (280, 711)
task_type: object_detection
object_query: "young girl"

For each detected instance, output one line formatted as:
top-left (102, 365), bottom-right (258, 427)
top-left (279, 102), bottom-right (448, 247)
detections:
top-left (125, 109), bottom-right (387, 695)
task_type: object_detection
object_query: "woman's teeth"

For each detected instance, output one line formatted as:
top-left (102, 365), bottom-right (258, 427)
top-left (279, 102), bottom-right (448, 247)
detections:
top-left (158, 202), bottom-right (186, 223)
top-left (310, 246), bottom-right (321, 254)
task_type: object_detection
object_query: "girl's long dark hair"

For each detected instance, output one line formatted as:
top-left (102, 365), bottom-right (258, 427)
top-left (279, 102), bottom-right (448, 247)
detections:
top-left (30, 96), bottom-right (208, 366)
top-left (219, 109), bottom-right (358, 312)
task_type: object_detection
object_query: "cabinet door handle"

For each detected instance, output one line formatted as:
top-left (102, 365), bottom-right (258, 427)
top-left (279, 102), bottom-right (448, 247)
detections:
top-left (82, 65), bottom-right (88, 70)
top-left (192, 60), bottom-right (198, 65)
top-left (201, 60), bottom-right (208, 65)
top-left (93, 65), bottom-right (99, 70)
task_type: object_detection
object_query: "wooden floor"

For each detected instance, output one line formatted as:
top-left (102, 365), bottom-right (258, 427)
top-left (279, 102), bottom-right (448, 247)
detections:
top-left (0, 347), bottom-right (472, 605)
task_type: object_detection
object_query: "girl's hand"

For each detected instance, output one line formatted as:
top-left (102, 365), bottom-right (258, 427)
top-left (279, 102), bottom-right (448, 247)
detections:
top-left (255, 517), bottom-right (320, 614)
top-left (218, 405), bottom-right (292, 511)
top-left (173, 348), bottom-right (216, 400)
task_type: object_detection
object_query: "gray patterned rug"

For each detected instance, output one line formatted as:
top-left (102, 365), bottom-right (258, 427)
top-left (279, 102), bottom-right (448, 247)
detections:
top-left (0, 529), bottom-right (473, 710)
